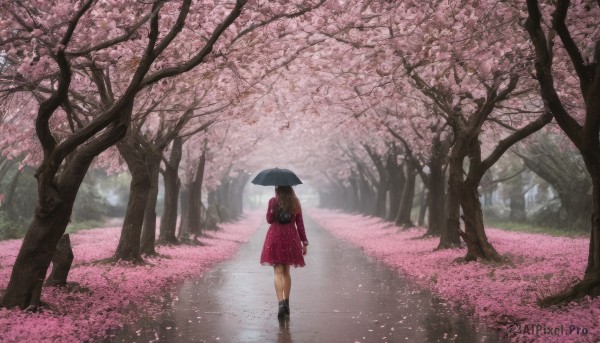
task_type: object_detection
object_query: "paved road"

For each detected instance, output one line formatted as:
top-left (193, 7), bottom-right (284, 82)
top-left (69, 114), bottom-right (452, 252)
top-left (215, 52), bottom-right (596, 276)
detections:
top-left (109, 213), bottom-right (503, 342)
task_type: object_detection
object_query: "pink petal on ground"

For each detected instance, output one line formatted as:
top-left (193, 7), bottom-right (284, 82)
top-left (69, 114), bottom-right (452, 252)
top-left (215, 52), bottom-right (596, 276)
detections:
top-left (0, 211), bottom-right (262, 342)
top-left (310, 208), bottom-right (600, 343)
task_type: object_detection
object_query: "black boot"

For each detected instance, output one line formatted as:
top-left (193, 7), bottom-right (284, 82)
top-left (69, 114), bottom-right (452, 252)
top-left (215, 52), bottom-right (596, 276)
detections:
top-left (277, 300), bottom-right (286, 319)
top-left (283, 299), bottom-right (290, 316)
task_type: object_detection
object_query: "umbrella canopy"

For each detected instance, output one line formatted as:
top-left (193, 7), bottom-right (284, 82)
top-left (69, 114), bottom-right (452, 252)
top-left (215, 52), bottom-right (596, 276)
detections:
top-left (251, 168), bottom-right (302, 186)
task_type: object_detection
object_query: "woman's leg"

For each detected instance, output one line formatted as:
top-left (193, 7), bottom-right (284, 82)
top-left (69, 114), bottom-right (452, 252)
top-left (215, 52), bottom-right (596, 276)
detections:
top-left (282, 264), bottom-right (291, 299)
top-left (273, 264), bottom-right (284, 301)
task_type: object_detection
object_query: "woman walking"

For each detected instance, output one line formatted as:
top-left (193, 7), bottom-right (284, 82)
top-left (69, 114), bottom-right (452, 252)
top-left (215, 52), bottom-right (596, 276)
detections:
top-left (260, 185), bottom-right (309, 319)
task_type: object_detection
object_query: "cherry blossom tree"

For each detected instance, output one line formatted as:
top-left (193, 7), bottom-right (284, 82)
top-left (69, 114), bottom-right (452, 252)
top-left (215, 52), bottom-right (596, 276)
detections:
top-left (178, 136), bottom-right (207, 241)
top-left (525, 0), bottom-right (600, 305)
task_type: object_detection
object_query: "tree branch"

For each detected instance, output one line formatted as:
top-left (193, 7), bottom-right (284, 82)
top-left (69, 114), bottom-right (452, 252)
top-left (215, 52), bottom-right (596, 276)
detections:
top-left (67, 4), bottom-right (163, 56)
top-left (551, 0), bottom-right (590, 90)
top-left (51, 0), bottom-right (164, 162)
top-left (151, 0), bottom-right (192, 58)
top-left (525, 0), bottom-right (583, 147)
top-left (384, 124), bottom-right (428, 183)
top-left (35, 0), bottom-right (94, 158)
top-left (140, 0), bottom-right (247, 88)
top-left (480, 110), bottom-right (552, 174)
top-left (229, 0), bottom-right (326, 46)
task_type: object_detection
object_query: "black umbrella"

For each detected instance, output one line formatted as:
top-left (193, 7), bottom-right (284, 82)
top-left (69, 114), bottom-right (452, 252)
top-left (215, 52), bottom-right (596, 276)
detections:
top-left (251, 167), bottom-right (302, 186)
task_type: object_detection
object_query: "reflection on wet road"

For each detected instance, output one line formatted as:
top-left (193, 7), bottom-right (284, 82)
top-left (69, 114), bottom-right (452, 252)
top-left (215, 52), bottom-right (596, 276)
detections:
top-left (109, 213), bottom-right (504, 342)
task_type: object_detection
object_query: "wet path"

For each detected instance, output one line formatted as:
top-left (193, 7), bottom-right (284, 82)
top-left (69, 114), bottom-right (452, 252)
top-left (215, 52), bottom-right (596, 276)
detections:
top-left (109, 213), bottom-right (504, 342)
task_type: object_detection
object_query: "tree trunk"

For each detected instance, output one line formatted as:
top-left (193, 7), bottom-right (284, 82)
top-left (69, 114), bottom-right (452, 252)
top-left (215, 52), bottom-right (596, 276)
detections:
top-left (114, 143), bottom-right (150, 262)
top-left (454, 140), bottom-right (503, 261)
top-left (387, 163), bottom-right (405, 221)
top-left (230, 179), bottom-right (240, 218)
top-left (178, 185), bottom-right (190, 240)
top-left (0, 152), bottom-right (98, 308)
top-left (365, 147), bottom-right (388, 219)
top-left (357, 173), bottom-right (373, 216)
top-left (206, 190), bottom-right (221, 229)
top-left (374, 181), bottom-right (388, 219)
top-left (386, 158), bottom-right (404, 221)
top-left (418, 186), bottom-right (428, 227)
top-left (445, 141), bottom-right (501, 260)
top-left (45, 234), bottom-right (74, 287)
top-left (0, 211), bottom-right (72, 308)
top-left (188, 150), bottom-right (206, 234)
top-left (159, 138), bottom-right (183, 244)
top-left (159, 169), bottom-right (180, 244)
top-left (438, 151), bottom-right (465, 249)
top-left (479, 172), bottom-right (495, 208)
top-left (456, 179), bottom-right (503, 262)
top-left (437, 182), bottom-right (461, 249)
top-left (140, 154), bottom-right (161, 255)
top-left (582, 160), bottom-right (600, 287)
top-left (541, 155), bottom-right (600, 305)
top-left (426, 157), bottom-right (446, 236)
top-left (508, 172), bottom-right (526, 222)
top-left (229, 171), bottom-right (250, 219)
top-left (214, 177), bottom-right (231, 222)
top-left (562, 194), bottom-right (593, 232)
top-left (365, 182), bottom-right (376, 216)
top-left (396, 162), bottom-right (416, 227)
top-left (349, 174), bottom-right (361, 213)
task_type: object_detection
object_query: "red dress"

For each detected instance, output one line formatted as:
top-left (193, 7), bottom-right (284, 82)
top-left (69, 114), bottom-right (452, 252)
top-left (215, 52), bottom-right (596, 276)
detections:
top-left (260, 197), bottom-right (308, 267)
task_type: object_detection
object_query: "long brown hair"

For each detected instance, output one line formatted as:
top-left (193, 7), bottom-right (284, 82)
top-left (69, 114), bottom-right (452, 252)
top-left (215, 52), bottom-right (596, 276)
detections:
top-left (275, 186), bottom-right (302, 214)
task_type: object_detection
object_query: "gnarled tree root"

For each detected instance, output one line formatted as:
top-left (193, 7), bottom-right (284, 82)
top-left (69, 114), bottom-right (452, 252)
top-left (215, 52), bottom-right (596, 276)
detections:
top-left (539, 272), bottom-right (600, 308)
